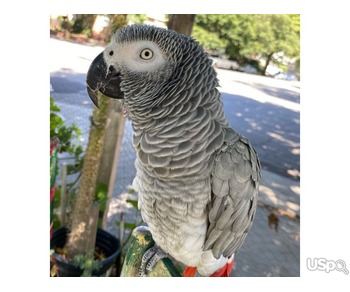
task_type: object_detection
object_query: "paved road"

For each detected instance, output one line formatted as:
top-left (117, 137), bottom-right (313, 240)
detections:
top-left (50, 37), bottom-right (300, 277)
top-left (217, 68), bottom-right (300, 180)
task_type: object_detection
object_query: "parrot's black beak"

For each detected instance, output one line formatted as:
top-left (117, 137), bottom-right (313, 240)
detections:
top-left (86, 52), bottom-right (124, 107)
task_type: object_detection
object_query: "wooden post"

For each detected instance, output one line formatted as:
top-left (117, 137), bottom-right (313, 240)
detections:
top-left (85, 202), bottom-right (100, 252)
top-left (120, 226), bottom-right (182, 277)
top-left (60, 163), bottom-right (68, 226)
top-left (100, 100), bottom-right (126, 229)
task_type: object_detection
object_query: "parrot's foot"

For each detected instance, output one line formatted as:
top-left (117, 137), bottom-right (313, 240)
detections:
top-left (139, 245), bottom-right (168, 277)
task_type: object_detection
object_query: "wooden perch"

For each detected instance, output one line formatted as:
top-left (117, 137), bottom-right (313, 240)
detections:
top-left (120, 226), bottom-right (182, 277)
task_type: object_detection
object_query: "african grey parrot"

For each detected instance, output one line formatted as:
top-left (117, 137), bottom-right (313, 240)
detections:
top-left (86, 24), bottom-right (260, 277)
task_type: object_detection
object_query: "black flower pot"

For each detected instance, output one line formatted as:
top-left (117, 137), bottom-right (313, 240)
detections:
top-left (51, 227), bottom-right (120, 277)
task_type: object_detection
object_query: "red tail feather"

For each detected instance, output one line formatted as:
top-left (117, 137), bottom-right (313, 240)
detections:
top-left (209, 259), bottom-right (234, 277)
top-left (183, 259), bottom-right (234, 277)
top-left (183, 266), bottom-right (197, 277)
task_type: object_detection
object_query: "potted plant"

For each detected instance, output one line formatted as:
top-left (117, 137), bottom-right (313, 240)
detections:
top-left (51, 227), bottom-right (120, 276)
top-left (50, 96), bottom-right (121, 276)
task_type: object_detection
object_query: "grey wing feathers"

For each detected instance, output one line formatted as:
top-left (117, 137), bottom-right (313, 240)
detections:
top-left (203, 130), bottom-right (261, 258)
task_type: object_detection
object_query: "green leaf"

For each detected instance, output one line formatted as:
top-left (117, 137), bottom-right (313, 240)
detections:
top-left (124, 222), bottom-right (137, 230)
top-left (126, 199), bottom-right (138, 209)
top-left (50, 97), bottom-right (83, 156)
top-left (50, 97), bottom-right (61, 112)
top-left (96, 183), bottom-right (108, 199)
top-left (127, 188), bottom-right (137, 194)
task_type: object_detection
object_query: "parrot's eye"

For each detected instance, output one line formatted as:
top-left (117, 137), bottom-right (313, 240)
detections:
top-left (140, 48), bottom-right (154, 60)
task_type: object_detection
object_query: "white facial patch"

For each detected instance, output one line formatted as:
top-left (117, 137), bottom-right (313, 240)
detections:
top-left (104, 40), bottom-right (167, 73)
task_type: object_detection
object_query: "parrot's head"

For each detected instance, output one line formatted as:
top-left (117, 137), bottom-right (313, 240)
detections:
top-left (86, 24), bottom-right (214, 110)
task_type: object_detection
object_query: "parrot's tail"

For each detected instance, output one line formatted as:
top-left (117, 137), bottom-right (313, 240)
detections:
top-left (209, 258), bottom-right (234, 277)
top-left (183, 266), bottom-right (197, 277)
top-left (183, 258), bottom-right (235, 277)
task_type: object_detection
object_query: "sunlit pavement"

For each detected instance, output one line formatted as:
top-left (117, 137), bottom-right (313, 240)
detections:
top-left (50, 37), bottom-right (300, 276)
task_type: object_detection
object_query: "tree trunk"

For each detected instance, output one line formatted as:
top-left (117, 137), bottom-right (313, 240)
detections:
top-left (167, 14), bottom-right (196, 36)
top-left (103, 14), bottom-right (127, 43)
top-left (66, 15), bottom-right (127, 260)
top-left (262, 52), bottom-right (274, 76)
top-left (66, 95), bottom-right (111, 259)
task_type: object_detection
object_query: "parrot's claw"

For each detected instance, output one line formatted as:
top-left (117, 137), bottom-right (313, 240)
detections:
top-left (139, 246), bottom-right (168, 277)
